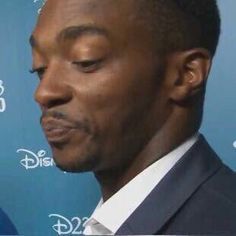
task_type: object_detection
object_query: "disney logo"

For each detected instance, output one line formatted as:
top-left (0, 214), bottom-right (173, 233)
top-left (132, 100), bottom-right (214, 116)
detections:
top-left (17, 148), bottom-right (54, 170)
top-left (49, 214), bottom-right (88, 235)
top-left (0, 80), bottom-right (6, 112)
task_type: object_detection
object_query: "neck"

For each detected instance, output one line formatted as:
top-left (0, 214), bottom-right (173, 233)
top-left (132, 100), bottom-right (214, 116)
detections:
top-left (95, 108), bottom-right (199, 202)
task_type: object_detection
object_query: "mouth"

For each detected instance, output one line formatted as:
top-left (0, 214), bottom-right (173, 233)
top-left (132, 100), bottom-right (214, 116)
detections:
top-left (41, 118), bottom-right (78, 144)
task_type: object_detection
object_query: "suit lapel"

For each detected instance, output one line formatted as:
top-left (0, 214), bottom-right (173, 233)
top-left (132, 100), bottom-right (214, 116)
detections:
top-left (116, 135), bottom-right (222, 235)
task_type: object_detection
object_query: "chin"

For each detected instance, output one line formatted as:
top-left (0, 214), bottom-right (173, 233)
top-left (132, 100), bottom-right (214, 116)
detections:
top-left (51, 144), bottom-right (102, 173)
top-left (54, 161), bottom-right (89, 173)
top-left (46, 132), bottom-right (101, 172)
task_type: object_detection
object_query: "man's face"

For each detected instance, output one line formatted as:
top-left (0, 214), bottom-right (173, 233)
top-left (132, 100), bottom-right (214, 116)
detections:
top-left (31, 0), bottom-right (170, 173)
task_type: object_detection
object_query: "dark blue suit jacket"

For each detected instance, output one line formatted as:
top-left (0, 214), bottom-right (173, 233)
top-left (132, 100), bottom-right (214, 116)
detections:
top-left (116, 135), bottom-right (236, 235)
top-left (0, 208), bottom-right (18, 235)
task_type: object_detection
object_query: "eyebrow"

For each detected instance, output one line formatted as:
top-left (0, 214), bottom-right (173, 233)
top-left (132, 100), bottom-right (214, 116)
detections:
top-left (29, 24), bottom-right (109, 48)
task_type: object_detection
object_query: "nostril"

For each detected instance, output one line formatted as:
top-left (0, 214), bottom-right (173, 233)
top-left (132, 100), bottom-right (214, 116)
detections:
top-left (47, 99), bottom-right (71, 109)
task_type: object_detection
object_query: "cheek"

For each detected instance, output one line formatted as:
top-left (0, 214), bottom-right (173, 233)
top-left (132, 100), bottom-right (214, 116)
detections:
top-left (65, 52), bottom-right (159, 118)
top-left (71, 62), bottom-right (158, 148)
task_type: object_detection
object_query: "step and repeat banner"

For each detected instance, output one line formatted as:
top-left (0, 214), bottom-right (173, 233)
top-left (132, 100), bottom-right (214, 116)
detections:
top-left (0, 1), bottom-right (235, 235)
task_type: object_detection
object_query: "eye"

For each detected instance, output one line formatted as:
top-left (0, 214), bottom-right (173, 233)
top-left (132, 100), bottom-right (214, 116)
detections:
top-left (72, 59), bottom-right (103, 73)
top-left (30, 66), bottom-right (47, 80)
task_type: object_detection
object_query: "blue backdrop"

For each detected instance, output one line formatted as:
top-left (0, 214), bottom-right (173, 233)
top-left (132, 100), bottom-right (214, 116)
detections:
top-left (0, 1), bottom-right (235, 235)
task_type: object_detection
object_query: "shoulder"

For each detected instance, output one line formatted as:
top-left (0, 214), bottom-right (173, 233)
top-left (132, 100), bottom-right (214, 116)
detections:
top-left (191, 135), bottom-right (236, 208)
top-left (201, 164), bottom-right (236, 208)
top-left (162, 143), bottom-right (236, 234)
top-left (172, 164), bottom-right (236, 234)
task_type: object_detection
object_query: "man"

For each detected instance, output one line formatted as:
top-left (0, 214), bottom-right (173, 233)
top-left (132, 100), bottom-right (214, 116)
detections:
top-left (0, 208), bottom-right (18, 235)
top-left (30, 0), bottom-right (236, 234)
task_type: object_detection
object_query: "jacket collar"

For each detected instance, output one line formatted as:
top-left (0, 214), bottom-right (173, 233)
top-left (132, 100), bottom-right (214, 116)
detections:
top-left (116, 135), bottom-right (222, 235)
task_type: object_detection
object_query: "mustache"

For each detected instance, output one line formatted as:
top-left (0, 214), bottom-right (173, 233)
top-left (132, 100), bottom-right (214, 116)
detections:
top-left (40, 110), bottom-right (92, 134)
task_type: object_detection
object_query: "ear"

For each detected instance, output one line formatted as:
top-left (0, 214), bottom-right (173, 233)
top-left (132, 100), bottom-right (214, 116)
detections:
top-left (169, 49), bottom-right (211, 103)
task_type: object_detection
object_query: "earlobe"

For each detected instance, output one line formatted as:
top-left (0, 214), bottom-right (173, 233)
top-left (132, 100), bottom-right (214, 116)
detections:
top-left (170, 49), bottom-right (211, 103)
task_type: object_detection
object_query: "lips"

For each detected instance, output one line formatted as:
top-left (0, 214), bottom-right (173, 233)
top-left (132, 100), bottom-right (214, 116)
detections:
top-left (41, 117), bottom-right (77, 143)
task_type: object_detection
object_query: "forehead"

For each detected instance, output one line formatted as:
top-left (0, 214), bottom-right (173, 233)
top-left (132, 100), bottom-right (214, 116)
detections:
top-left (34, 0), bottom-right (143, 39)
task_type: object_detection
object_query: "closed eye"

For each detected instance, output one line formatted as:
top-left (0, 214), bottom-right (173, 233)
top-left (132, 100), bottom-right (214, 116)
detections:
top-left (72, 59), bottom-right (103, 73)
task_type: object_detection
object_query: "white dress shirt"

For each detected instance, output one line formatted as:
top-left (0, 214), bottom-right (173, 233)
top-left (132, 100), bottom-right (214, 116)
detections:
top-left (83, 134), bottom-right (198, 235)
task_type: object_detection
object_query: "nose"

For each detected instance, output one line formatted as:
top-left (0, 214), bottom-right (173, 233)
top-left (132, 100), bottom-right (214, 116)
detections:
top-left (34, 66), bottom-right (72, 109)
